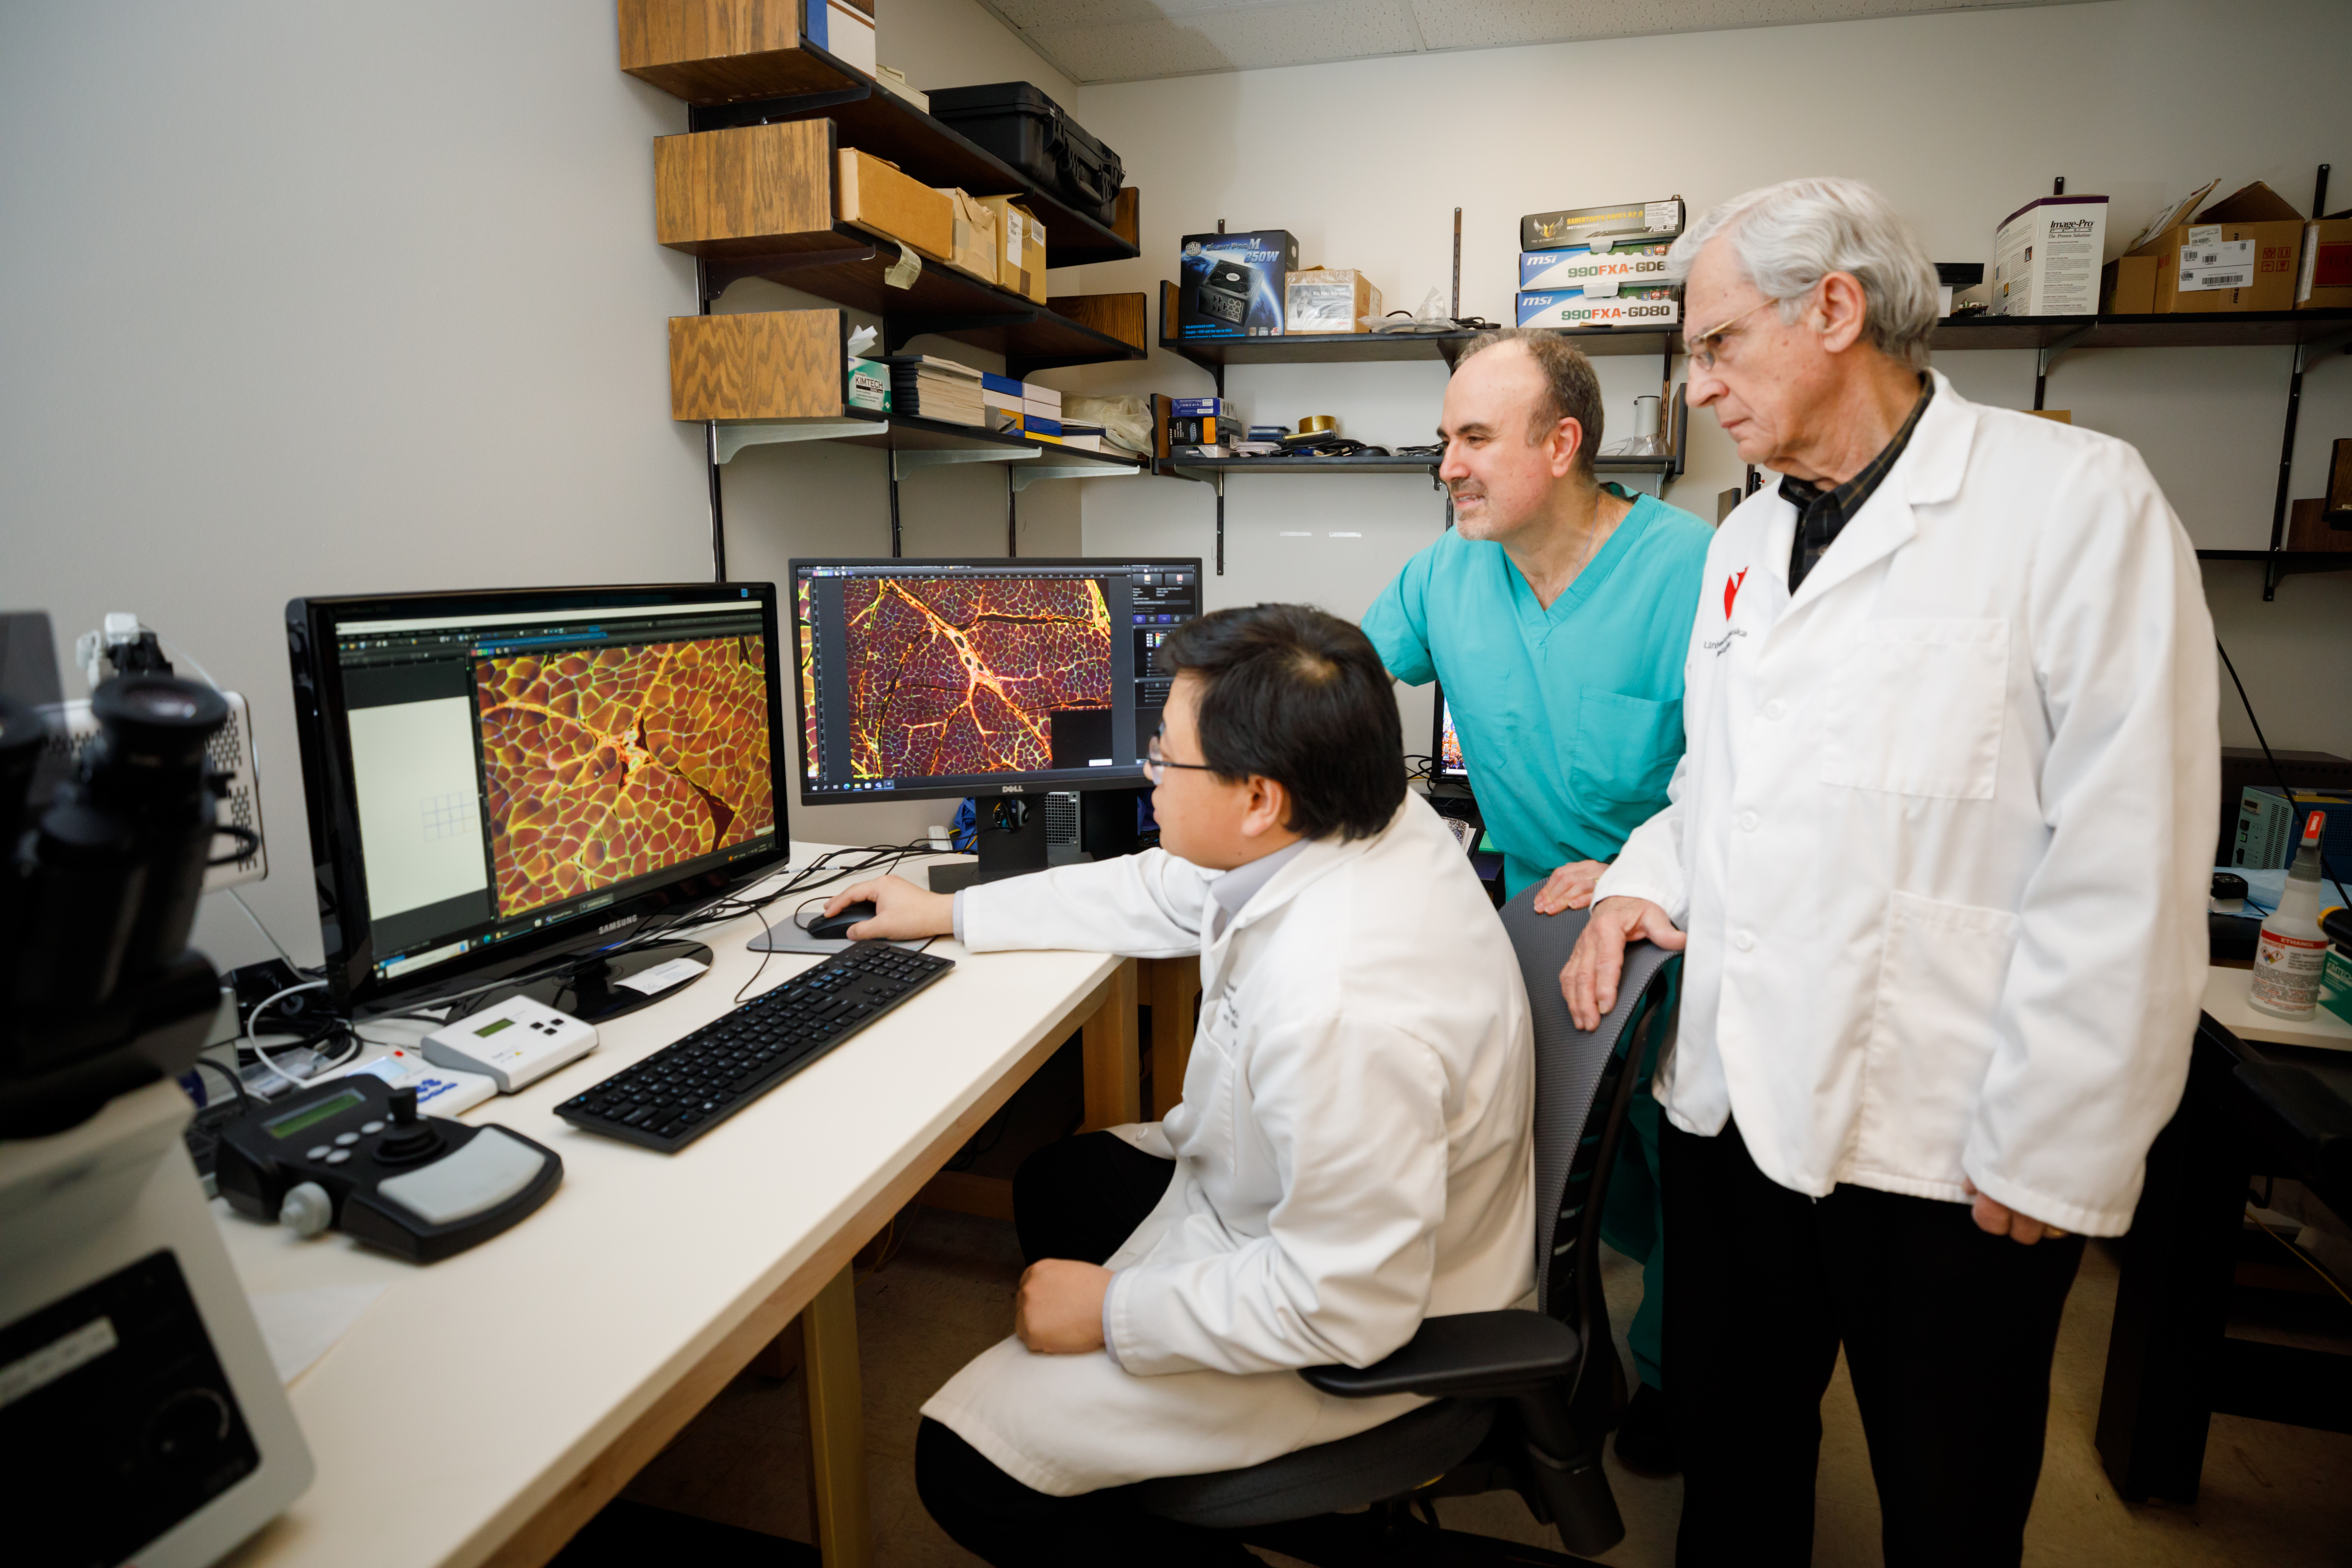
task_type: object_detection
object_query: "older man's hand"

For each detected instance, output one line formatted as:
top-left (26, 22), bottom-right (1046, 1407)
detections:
top-left (1532, 860), bottom-right (1609, 917)
top-left (1560, 897), bottom-right (1687, 1031)
top-left (1013, 1259), bottom-right (1114, 1354)
top-left (1962, 1179), bottom-right (2069, 1246)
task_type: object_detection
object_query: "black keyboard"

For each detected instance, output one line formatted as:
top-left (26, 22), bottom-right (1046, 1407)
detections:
top-left (555, 942), bottom-right (953, 1152)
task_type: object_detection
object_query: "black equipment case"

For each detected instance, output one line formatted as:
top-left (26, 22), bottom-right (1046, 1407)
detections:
top-left (926, 81), bottom-right (1125, 228)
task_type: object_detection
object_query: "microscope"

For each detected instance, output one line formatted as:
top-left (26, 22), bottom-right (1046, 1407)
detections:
top-left (0, 615), bottom-right (312, 1568)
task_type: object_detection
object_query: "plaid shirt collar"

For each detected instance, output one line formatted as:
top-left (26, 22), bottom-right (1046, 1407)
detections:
top-left (1779, 375), bottom-right (1933, 593)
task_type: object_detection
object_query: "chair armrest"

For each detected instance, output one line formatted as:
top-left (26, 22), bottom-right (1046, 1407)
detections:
top-left (1300, 1310), bottom-right (1581, 1400)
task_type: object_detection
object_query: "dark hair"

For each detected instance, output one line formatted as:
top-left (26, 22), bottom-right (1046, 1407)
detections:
top-left (1456, 328), bottom-right (1604, 480)
top-left (1155, 604), bottom-right (1405, 842)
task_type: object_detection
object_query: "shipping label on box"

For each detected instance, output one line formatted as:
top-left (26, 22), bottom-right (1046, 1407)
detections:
top-left (1519, 243), bottom-right (1673, 293)
top-left (1516, 287), bottom-right (1679, 329)
top-left (1178, 231), bottom-right (1299, 338)
top-left (2179, 238), bottom-right (2257, 292)
top-left (979, 196), bottom-right (1048, 302)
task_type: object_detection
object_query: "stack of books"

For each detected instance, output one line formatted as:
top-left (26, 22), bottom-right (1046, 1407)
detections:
top-left (884, 356), bottom-right (985, 426)
top-left (1057, 422), bottom-right (1107, 453)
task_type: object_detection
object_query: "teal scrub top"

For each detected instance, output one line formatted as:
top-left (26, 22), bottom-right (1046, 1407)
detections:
top-left (1363, 491), bottom-right (1713, 898)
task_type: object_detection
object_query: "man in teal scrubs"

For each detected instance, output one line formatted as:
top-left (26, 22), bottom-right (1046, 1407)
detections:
top-left (1361, 329), bottom-right (1710, 1475)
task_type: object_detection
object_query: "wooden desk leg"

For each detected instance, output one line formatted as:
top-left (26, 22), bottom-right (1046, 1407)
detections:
top-left (1144, 958), bottom-right (1197, 1121)
top-left (1081, 958), bottom-right (1140, 1132)
top-left (801, 1266), bottom-right (872, 1568)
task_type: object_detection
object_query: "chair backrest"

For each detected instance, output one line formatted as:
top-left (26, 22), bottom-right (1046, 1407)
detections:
top-left (1496, 889), bottom-right (1678, 1374)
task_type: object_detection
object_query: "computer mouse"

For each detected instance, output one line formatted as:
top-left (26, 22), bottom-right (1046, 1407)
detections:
top-left (807, 901), bottom-right (876, 942)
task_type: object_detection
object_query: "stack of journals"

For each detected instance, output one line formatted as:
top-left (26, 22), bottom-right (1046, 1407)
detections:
top-left (885, 356), bottom-right (985, 425)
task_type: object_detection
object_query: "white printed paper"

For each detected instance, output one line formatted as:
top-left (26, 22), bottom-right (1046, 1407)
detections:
top-left (1644, 200), bottom-right (1682, 232)
top-left (2179, 238), bottom-right (2255, 292)
top-left (250, 1284), bottom-right (388, 1384)
top-left (618, 956), bottom-right (710, 996)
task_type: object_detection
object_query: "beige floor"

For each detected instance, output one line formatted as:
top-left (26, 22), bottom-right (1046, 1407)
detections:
top-left (622, 1207), bottom-right (2352, 1567)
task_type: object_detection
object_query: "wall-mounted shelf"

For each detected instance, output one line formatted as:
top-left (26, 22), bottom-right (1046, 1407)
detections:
top-left (711, 409), bottom-right (1146, 485)
top-left (2194, 548), bottom-right (2352, 595)
top-left (621, 7), bottom-right (1140, 267)
top-left (1158, 453), bottom-right (1677, 479)
top-left (660, 119), bottom-right (1144, 378)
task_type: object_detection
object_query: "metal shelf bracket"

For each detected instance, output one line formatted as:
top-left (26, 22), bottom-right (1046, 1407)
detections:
top-left (2034, 324), bottom-right (2096, 410)
top-left (1011, 461), bottom-right (1140, 493)
top-left (892, 446), bottom-right (1037, 482)
top-left (712, 420), bottom-right (878, 464)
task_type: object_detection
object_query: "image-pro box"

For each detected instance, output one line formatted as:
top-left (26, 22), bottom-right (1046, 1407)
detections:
top-left (1178, 231), bottom-right (1299, 338)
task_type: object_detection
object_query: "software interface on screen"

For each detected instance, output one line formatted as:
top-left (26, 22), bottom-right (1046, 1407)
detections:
top-left (331, 595), bottom-right (778, 982)
top-left (1438, 696), bottom-right (1467, 779)
top-left (793, 561), bottom-right (1200, 800)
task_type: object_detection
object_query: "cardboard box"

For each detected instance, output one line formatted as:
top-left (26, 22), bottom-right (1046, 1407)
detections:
top-left (1520, 198), bottom-right (1684, 253)
top-left (836, 149), bottom-right (953, 260)
top-left (1515, 286), bottom-right (1679, 329)
top-left (2132, 181), bottom-right (2305, 315)
top-left (1284, 268), bottom-right (1382, 334)
top-left (1992, 194), bottom-right (2107, 316)
top-left (978, 195), bottom-right (1048, 302)
top-left (1519, 243), bottom-right (1673, 293)
top-left (2101, 255), bottom-right (2157, 316)
top-left (1177, 231), bottom-right (1299, 339)
top-left (2299, 217), bottom-right (2352, 309)
top-left (934, 188), bottom-right (998, 285)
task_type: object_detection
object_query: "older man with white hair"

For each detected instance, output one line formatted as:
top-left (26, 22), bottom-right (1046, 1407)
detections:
top-left (1562, 178), bottom-right (2217, 1566)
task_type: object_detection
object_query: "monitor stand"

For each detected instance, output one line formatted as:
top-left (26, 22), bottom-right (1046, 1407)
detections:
top-left (496, 939), bottom-right (716, 1026)
top-left (928, 800), bottom-right (1052, 895)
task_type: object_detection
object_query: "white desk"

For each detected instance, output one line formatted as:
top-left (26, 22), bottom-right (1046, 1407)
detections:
top-left (2201, 964), bottom-right (2352, 1054)
top-left (219, 843), bottom-right (1141, 1568)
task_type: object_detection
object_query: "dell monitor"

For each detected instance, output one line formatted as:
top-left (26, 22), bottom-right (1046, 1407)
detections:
top-left (790, 557), bottom-right (1201, 887)
top-left (286, 583), bottom-right (790, 1021)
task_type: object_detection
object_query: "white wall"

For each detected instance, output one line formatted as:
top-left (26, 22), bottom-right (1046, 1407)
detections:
top-left (5, 0), bottom-right (2346, 975)
top-left (0, 0), bottom-right (1081, 970)
top-left (1055, 0), bottom-right (2352, 759)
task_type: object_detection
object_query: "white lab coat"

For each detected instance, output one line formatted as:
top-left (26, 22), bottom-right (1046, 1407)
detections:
top-left (1594, 372), bottom-right (2218, 1238)
top-left (920, 795), bottom-right (1535, 1495)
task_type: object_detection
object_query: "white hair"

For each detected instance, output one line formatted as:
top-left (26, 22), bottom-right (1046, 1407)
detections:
top-left (1667, 177), bottom-right (1939, 371)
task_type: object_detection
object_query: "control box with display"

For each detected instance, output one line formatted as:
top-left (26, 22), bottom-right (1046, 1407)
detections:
top-left (214, 1077), bottom-right (561, 1263)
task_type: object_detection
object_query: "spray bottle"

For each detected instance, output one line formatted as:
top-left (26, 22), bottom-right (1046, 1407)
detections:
top-left (2250, 809), bottom-right (2330, 1019)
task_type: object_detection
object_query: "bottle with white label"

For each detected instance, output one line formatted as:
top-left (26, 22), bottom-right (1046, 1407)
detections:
top-left (2251, 809), bottom-right (2331, 1019)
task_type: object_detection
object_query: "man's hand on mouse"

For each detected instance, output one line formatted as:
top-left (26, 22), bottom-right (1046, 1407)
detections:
top-left (822, 875), bottom-right (956, 941)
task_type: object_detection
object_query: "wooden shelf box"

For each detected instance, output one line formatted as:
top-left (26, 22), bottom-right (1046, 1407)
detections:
top-left (670, 310), bottom-right (843, 422)
top-left (620, 0), bottom-right (845, 104)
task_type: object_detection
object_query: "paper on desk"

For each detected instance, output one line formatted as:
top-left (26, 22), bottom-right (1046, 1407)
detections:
top-left (249, 1283), bottom-right (387, 1384)
top-left (618, 956), bottom-right (710, 996)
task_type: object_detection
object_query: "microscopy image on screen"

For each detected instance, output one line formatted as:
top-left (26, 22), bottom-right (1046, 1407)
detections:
top-left (476, 637), bottom-right (773, 916)
top-left (840, 577), bottom-right (1112, 779)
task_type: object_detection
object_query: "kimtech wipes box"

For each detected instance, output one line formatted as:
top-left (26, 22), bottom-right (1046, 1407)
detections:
top-left (1991, 194), bottom-right (2108, 316)
top-left (1519, 243), bottom-right (1674, 293)
top-left (1178, 231), bottom-right (1300, 338)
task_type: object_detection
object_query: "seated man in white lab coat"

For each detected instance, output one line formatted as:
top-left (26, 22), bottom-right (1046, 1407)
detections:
top-left (822, 603), bottom-right (1535, 1566)
top-left (1562, 178), bottom-right (2218, 1568)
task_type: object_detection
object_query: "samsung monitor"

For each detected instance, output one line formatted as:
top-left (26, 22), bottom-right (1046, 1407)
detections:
top-left (790, 557), bottom-right (1201, 885)
top-left (286, 583), bottom-right (790, 1020)
top-left (1434, 683), bottom-right (1469, 784)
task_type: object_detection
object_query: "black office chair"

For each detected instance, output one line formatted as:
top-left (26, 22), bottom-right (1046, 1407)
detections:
top-left (1133, 890), bottom-right (1679, 1566)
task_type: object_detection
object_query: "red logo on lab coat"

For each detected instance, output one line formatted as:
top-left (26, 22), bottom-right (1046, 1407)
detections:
top-left (1723, 568), bottom-right (1749, 620)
